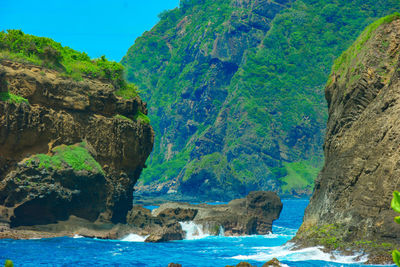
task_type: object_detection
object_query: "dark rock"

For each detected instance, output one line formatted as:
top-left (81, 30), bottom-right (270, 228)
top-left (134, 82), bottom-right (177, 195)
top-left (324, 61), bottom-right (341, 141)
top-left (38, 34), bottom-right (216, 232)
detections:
top-left (167, 263), bottom-right (182, 267)
top-left (126, 205), bottom-right (163, 229)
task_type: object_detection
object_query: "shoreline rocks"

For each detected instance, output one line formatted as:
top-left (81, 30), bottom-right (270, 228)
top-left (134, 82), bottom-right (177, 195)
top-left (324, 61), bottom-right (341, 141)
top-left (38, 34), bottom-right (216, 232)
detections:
top-left (0, 191), bottom-right (282, 241)
top-left (152, 191), bottom-right (283, 237)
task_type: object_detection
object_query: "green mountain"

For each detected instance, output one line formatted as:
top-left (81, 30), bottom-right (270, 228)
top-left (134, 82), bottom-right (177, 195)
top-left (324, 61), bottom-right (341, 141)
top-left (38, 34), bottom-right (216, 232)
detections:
top-left (122, 0), bottom-right (400, 200)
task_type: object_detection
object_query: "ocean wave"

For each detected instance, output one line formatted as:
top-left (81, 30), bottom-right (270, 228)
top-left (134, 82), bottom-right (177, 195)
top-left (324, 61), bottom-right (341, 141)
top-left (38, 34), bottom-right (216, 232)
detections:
top-left (120, 234), bottom-right (149, 242)
top-left (179, 221), bottom-right (210, 240)
top-left (230, 243), bottom-right (368, 264)
top-left (217, 232), bottom-right (292, 240)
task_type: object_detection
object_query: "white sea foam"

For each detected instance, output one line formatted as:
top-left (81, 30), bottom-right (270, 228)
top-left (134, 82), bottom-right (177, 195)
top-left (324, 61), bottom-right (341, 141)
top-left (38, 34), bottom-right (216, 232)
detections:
top-left (230, 242), bottom-right (368, 264)
top-left (218, 225), bottom-right (225, 236)
top-left (179, 221), bottom-right (210, 240)
top-left (73, 234), bottom-right (84, 239)
top-left (120, 234), bottom-right (148, 242)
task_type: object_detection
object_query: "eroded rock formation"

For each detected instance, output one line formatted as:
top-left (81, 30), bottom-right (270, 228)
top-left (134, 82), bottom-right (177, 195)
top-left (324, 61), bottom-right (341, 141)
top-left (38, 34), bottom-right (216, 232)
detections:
top-left (293, 15), bottom-right (400, 263)
top-left (152, 191), bottom-right (283, 236)
top-left (0, 60), bottom-right (154, 231)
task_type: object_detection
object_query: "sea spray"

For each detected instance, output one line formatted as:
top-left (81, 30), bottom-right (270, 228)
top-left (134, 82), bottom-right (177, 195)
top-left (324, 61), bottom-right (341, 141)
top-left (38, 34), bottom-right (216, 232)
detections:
top-left (230, 242), bottom-right (369, 264)
top-left (219, 225), bottom-right (225, 236)
top-left (120, 234), bottom-right (148, 242)
top-left (179, 221), bottom-right (209, 240)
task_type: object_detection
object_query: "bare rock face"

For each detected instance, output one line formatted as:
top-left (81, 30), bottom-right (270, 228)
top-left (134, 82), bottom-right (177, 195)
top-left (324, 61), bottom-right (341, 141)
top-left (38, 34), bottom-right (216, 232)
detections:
top-left (293, 16), bottom-right (400, 260)
top-left (0, 60), bottom-right (154, 229)
top-left (157, 207), bottom-right (198, 223)
top-left (144, 222), bottom-right (184, 243)
top-left (126, 205), bottom-right (163, 230)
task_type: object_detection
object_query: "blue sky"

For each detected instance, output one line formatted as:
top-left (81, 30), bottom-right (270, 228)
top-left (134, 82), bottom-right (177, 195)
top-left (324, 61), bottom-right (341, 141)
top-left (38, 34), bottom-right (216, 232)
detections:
top-left (0, 0), bottom-right (180, 61)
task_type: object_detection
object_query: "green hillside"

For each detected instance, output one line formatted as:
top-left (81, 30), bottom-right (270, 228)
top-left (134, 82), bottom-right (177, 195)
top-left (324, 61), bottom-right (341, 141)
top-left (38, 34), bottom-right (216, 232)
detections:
top-left (0, 29), bottom-right (137, 96)
top-left (122, 0), bottom-right (400, 200)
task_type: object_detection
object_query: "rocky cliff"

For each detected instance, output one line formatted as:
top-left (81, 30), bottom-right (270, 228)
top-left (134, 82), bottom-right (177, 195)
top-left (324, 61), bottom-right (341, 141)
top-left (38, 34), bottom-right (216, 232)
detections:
top-left (0, 58), bottom-right (154, 229)
top-left (293, 14), bottom-right (400, 263)
top-left (123, 0), bottom-right (400, 200)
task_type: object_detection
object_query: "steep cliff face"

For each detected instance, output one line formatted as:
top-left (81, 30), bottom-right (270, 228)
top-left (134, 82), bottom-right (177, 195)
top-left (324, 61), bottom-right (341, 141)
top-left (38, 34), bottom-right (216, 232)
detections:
top-left (0, 59), bottom-right (154, 227)
top-left (294, 14), bottom-right (400, 262)
top-left (123, 0), bottom-right (400, 200)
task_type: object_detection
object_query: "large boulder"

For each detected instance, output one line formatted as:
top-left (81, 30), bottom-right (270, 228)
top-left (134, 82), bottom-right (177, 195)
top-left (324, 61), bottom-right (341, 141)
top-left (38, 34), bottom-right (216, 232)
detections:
top-left (145, 222), bottom-right (184, 243)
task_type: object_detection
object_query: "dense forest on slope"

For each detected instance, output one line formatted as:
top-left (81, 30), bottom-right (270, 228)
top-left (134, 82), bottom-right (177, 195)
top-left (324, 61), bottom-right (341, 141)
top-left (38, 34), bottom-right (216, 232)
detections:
top-left (122, 0), bottom-right (400, 200)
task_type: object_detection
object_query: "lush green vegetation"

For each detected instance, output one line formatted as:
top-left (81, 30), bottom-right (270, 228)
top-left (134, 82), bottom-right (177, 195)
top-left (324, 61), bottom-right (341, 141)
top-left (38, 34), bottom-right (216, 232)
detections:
top-left (4, 260), bottom-right (13, 267)
top-left (304, 223), bottom-right (396, 252)
top-left (0, 30), bottom-right (136, 93)
top-left (0, 91), bottom-right (29, 104)
top-left (134, 111), bottom-right (150, 124)
top-left (114, 114), bottom-right (133, 122)
top-left (279, 161), bottom-right (320, 194)
top-left (330, 13), bottom-right (400, 87)
top-left (392, 191), bottom-right (400, 266)
top-left (26, 142), bottom-right (103, 174)
top-left (123, 0), bottom-right (400, 196)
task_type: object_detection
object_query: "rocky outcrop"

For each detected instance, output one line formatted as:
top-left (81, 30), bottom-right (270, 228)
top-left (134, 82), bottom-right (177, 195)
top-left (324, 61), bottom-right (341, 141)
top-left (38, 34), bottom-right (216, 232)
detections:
top-left (0, 60), bottom-right (154, 232)
top-left (153, 191), bottom-right (282, 236)
top-left (144, 222), bottom-right (185, 242)
top-left (118, 191), bottom-right (281, 242)
top-left (293, 15), bottom-right (400, 262)
top-left (157, 207), bottom-right (198, 223)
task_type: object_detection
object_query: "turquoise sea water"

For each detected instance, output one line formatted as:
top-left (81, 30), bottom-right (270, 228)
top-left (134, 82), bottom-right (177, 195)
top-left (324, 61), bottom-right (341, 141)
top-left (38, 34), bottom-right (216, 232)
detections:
top-left (0, 199), bottom-right (395, 266)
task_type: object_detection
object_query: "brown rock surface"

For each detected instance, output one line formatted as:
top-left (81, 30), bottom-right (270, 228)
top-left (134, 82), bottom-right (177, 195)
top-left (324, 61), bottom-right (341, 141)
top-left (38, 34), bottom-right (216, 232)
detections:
top-left (262, 258), bottom-right (282, 267)
top-left (157, 207), bottom-right (198, 223)
top-left (293, 16), bottom-right (400, 260)
top-left (126, 205), bottom-right (163, 231)
top-left (0, 59), bottom-right (154, 235)
top-left (154, 191), bottom-right (282, 236)
top-left (225, 262), bottom-right (256, 267)
top-left (145, 222), bottom-right (184, 242)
